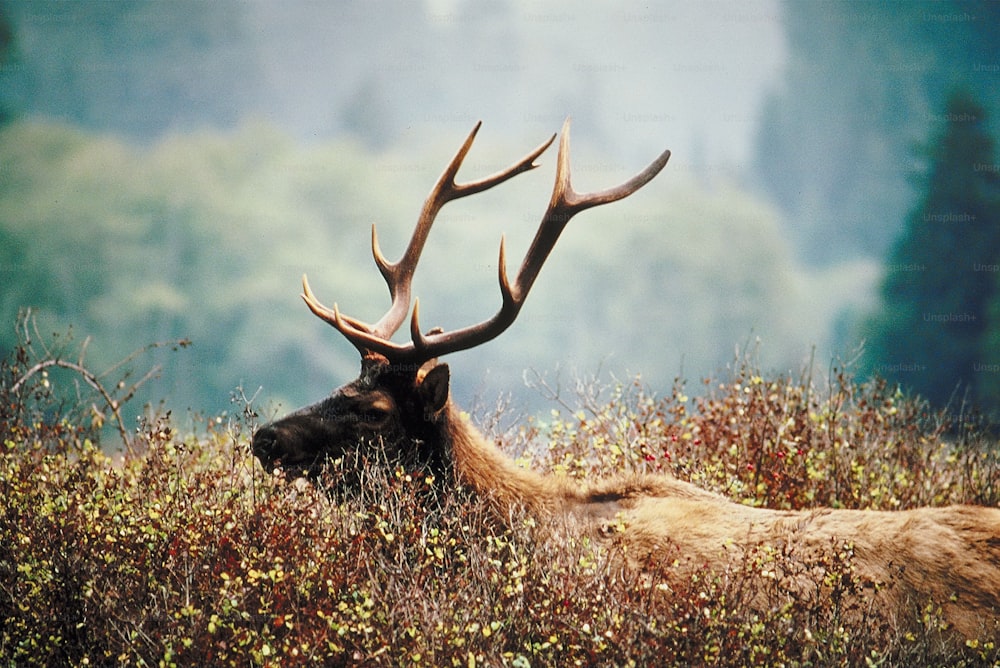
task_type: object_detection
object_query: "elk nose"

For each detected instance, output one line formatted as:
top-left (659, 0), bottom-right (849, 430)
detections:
top-left (251, 426), bottom-right (279, 461)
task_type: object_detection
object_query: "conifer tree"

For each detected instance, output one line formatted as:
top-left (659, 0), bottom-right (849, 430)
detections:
top-left (864, 89), bottom-right (1000, 412)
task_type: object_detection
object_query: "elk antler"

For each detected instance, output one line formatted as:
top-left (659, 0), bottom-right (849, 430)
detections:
top-left (302, 121), bottom-right (554, 348)
top-left (303, 119), bottom-right (670, 364)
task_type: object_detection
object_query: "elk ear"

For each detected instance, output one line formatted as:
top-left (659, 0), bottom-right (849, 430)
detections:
top-left (417, 363), bottom-right (450, 416)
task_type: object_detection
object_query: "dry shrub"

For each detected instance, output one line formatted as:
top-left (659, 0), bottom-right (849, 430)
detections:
top-left (2, 340), bottom-right (998, 666)
top-left (526, 360), bottom-right (998, 511)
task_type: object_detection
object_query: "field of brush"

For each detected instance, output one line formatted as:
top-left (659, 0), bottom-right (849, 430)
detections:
top-left (2, 335), bottom-right (999, 667)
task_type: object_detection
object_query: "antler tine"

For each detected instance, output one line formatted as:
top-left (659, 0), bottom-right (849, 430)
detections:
top-left (367, 122), bottom-right (555, 339)
top-left (398, 117), bottom-right (671, 361)
top-left (509, 117), bottom-right (671, 301)
top-left (302, 122), bottom-right (556, 355)
top-left (301, 274), bottom-right (370, 331)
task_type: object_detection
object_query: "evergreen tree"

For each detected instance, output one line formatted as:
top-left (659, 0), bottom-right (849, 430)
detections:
top-left (863, 89), bottom-right (1000, 412)
top-left (753, 0), bottom-right (1000, 265)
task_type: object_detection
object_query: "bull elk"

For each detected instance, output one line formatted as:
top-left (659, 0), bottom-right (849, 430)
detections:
top-left (252, 120), bottom-right (1000, 645)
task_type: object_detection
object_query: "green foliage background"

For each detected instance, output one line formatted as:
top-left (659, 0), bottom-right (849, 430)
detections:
top-left (860, 90), bottom-right (1000, 415)
top-left (0, 118), bottom-right (872, 430)
top-left (754, 0), bottom-right (1000, 265)
top-left (2, 0), bottom-right (999, 430)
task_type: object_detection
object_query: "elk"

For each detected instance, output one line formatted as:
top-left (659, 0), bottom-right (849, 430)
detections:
top-left (252, 120), bottom-right (1000, 645)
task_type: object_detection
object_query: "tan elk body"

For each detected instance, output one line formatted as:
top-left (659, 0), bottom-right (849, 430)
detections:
top-left (252, 120), bottom-right (1000, 645)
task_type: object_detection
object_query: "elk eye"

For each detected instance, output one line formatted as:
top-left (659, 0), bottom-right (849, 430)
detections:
top-left (362, 398), bottom-right (394, 423)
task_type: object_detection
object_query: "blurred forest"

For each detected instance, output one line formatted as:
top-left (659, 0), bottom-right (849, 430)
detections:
top-left (0, 0), bottom-right (998, 433)
top-left (754, 1), bottom-right (1000, 265)
top-left (861, 90), bottom-right (1000, 414)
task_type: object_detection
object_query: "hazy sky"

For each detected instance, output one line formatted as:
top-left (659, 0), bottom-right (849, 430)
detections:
top-left (246, 0), bottom-right (786, 171)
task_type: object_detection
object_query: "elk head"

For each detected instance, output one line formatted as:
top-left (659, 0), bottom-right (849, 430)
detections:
top-left (251, 120), bottom-right (670, 492)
